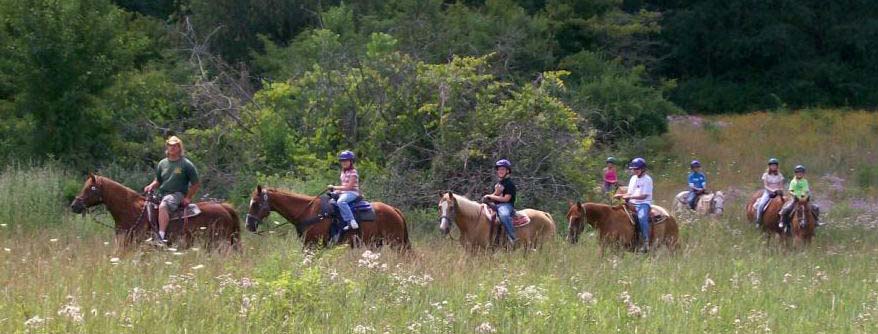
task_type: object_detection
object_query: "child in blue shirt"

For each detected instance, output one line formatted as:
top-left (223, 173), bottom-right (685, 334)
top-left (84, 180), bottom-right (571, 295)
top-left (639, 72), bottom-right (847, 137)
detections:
top-left (687, 160), bottom-right (707, 210)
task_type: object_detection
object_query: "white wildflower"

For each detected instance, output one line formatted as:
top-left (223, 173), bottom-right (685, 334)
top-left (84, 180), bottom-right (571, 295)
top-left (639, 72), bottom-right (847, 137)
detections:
top-left (191, 264), bottom-right (205, 270)
top-left (109, 257), bottom-right (120, 264)
top-left (701, 276), bottom-right (716, 292)
top-left (491, 281), bottom-right (509, 300)
top-left (24, 315), bottom-right (45, 328)
top-left (353, 324), bottom-right (376, 334)
top-left (475, 322), bottom-right (497, 334)
top-left (578, 291), bottom-right (597, 305)
top-left (56, 295), bottom-right (84, 323)
top-left (660, 294), bottom-right (674, 304)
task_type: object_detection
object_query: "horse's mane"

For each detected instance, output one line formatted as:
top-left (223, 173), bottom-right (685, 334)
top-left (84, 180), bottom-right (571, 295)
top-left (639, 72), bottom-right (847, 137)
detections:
top-left (96, 176), bottom-right (142, 201)
top-left (451, 194), bottom-right (484, 221)
top-left (265, 187), bottom-right (317, 202)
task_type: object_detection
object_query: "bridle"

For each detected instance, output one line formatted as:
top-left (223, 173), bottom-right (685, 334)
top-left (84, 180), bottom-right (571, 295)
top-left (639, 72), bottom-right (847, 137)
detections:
top-left (248, 190), bottom-right (324, 235)
top-left (74, 177), bottom-right (104, 207)
top-left (74, 176), bottom-right (148, 234)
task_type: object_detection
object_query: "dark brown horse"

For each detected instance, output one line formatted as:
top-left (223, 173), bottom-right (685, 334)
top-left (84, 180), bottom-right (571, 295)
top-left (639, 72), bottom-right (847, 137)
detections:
top-left (566, 201), bottom-right (678, 254)
top-left (245, 185), bottom-right (410, 250)
top-left (69, 174), bottom-right (241, 251)
top-left (789, 197), bottom-right (816, 247)
top-left (745, 190), bottom-right (785, 239)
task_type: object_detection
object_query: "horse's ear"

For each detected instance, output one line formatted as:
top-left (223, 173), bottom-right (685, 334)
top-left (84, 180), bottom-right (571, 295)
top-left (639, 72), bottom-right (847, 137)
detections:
top-left (567, 200), bottom-right (574, 207)
top-left (256, 185), bottom-right (262, 193)
top-left (88, 172), bottom-right (96, 182)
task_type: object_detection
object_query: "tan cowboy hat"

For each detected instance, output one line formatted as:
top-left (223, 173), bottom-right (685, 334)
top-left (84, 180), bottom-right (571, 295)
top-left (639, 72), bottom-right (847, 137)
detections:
top-left (166, 136), bottom-right (182, 145)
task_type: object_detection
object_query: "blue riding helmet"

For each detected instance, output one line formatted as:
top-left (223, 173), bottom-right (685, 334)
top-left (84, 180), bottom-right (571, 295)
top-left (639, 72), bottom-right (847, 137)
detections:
top-left (338, 150), bottom-right (356, 161)
top-left (690, 160), bottom-right (701, 168)
top-left (495, 159), bottom-right (512, 171)
top-left (768, 158), bottom-right (779, 165)
top-left (629, 157), bottom-right (647, 170)
top-left (794, 165), bottom-right (806, 172)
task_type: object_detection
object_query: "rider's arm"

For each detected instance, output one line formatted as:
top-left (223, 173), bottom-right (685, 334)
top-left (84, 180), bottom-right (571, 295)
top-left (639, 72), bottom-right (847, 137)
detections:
top-left (184, 182), bottom-right (200, 204)
top-left (486, 194), bottom-right (512, 203)
top-left (144, 178), bottom-right (159, 192)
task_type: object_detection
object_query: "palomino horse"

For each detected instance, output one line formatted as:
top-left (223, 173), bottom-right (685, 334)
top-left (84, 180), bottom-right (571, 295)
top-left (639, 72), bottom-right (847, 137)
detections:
top-left (69, 174), bottom-right (241, 251)
top-left (789, 197), bottom-right (816, 247)
top-left (672, 191), bottom-right (725, 216)
top-left (245, 185), bottom-right (410, 250)
top-left (566, 201), bottom-right (679, 253)
top-left (745, 190), bottom-right (785, 239)
top-left (437, 192), bottom-right (556, 251)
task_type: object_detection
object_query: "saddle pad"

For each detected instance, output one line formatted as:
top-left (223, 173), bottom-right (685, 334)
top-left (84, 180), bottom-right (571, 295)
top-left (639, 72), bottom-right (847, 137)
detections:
top-left (320, 195), bottom-right (377, 221)
top-left (481, 204), bottom-right (531, 228)
top-left (170, 204), bottom-right (201, 220)
top-left (623, 205), bottom-right (669, 226)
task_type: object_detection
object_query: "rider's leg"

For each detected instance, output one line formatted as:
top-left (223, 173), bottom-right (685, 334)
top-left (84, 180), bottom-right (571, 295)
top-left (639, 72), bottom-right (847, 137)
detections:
top-left (337, 192), bottom-right (359, 230)
top-left (778, 198), bottom-right (794, 229)
top-left (687, 191), bottom-right (698, 210)
top-left (158, 193), bottom-right (181, 242)
top-left (754, 190), bottom-right (770, 225)
top-left (497, 203), bottom-right (517, 242)
top-left (812, 204), bottom-right (823, 226)
top-left (636, 203), bottom-right (651, 251)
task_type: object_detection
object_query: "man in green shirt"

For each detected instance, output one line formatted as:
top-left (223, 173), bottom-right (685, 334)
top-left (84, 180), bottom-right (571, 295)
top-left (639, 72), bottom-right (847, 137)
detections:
top-left (143, 136), bottom-right (200, 244)
top-left (779, 165), bottom-right (821, 229)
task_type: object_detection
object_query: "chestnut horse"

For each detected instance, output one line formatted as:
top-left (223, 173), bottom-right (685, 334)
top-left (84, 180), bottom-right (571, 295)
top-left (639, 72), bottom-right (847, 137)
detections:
top-left (789, 197), bottom-right (816, 247)
top-left (69, 174), bottom-right (241, 251)
top-left (745, 190), bottom-right (785, 239)
top-left (245, 185), bottom-right (410, 250)
top-left (566, 201), bottom-right (678, 253)
top-left (437, 192), bottom-right (556, 251)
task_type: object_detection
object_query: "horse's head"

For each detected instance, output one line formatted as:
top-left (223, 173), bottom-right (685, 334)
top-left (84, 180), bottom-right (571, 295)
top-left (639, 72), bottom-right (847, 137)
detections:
top-left (710, 191), bottom-right (725, 216)
top-left (70, 173), bottom-right (104, 214)
top-left (437, 192), bottom-right (457, 235)
top-left (246, 185), bottom-right (271, 233)
top-left (566, 201), bottom-right (588, 244)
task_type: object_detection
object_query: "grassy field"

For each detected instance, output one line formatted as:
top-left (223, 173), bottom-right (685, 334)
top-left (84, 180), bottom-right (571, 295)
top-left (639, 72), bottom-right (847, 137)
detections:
top-left (3, 111), bottom-right (878, 333)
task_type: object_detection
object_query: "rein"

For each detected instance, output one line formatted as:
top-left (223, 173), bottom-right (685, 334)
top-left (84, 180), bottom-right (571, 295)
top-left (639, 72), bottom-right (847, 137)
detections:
top-left (252, 189), bottom-right (327, 236)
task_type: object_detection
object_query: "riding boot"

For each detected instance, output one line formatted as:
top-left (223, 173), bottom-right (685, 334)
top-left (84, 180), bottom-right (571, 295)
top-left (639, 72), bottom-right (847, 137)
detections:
top-left (637, 239), bottom-right (649, 253)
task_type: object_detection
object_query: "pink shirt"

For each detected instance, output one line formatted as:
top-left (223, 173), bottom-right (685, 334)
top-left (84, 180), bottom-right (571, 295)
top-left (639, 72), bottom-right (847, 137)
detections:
top-left (340, 168), bottom-right (360, 195)
top-left (604, 168), bottom-right (618, 183)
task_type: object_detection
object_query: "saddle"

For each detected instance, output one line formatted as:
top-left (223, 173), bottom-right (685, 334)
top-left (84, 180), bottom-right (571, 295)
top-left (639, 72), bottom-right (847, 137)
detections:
top-left (320, 194), bottom-right (377, 224)
top-left (622, 204), bottom-right (669, 226)
top-left (144, 195), bottom-right (201, 244)
top-left (481, 204), bottom-right (531, 228)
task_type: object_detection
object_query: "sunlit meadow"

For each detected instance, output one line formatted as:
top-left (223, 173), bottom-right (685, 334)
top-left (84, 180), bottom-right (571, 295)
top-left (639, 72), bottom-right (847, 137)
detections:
top-left (2, 111), bottom-right (878, 333)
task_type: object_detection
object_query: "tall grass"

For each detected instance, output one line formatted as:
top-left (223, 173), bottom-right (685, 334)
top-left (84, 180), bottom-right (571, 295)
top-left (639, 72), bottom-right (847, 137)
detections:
top-left (2, 111), bottom-right (878, 333)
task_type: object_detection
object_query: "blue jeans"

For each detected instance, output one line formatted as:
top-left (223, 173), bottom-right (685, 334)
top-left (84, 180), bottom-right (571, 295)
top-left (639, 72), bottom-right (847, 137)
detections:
top-left (635, 203), bottom-right (650, 245)
top-left (687, 191), bottom-right (699, 209)
top-left (335, 192), bottom-right (358, 223)
top-left (496, 203), bottom-right (517, 241)
top-left (754, 190), bottom-right (771, 223)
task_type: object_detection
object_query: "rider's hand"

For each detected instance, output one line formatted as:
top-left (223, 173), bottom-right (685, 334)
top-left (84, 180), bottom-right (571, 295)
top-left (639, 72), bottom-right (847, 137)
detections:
top-left (481, 195), bottom-right (491, 202)
top-left (144, 184), bottom-right (154, 193)
top-left (327, 185), bottom-right (335, 191)
top-left (182, 197), bottom-right (191, 207)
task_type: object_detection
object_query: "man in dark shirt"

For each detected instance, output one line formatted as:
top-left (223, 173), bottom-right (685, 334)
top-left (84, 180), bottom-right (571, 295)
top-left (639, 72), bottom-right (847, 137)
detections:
top-left (143, 136), bottom-right (200, 244)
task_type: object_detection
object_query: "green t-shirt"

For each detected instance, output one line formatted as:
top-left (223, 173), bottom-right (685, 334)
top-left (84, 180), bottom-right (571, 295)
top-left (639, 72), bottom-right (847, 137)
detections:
top-left (788, 177), bottom-right (810, 199)
top-left (156, 157), bottom-right (199, 196)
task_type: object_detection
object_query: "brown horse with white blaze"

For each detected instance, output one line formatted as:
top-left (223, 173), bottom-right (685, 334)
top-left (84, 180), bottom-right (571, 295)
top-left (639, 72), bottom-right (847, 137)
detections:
top-left (69, 174), bottom-right (241, 251)
top-left (245, 185), bottom-right (410, 250)
top-left (437, 192), bottom-right (556, 251)
top-left (789, 197), bottom-right (816, 247)
top-left (566, 201), bottom-right (678, 253)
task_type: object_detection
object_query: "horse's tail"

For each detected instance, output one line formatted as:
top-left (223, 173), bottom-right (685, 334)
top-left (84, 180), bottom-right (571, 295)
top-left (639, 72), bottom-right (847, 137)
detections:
top-left (392, 207), bottom-right (412, 251)
top-left (221, 202), bottom-right (242, 251)
top-left (543, 211), bottom-right (557, 236)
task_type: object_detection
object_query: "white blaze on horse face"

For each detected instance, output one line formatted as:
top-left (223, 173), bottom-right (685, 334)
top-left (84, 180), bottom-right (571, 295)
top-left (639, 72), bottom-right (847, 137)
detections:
top-left (439, 200), bottom-right (449, 230)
